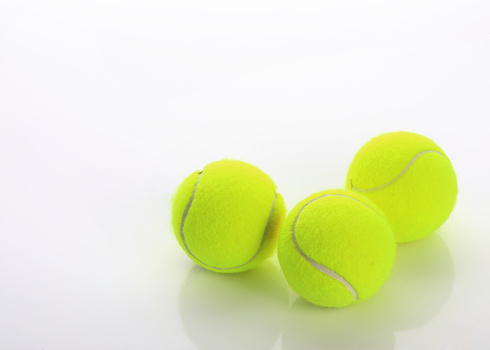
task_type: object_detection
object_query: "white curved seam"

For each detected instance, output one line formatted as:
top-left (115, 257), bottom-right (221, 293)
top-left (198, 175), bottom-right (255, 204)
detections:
top-left (292, 193), bottom-right (383, 302)
top-left (350, 150), bottom-right (446, 193)
top-left (180, 170), bottom-right (277, 270)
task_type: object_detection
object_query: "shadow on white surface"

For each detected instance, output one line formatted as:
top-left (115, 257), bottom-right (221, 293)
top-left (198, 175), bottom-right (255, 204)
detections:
top-left (179, 261), bottom-right (288, 350)
top-left (282, 298), bottom-right (396, 350)
top-left (384, 232), bottom-right (455, 331)
top-left (177, 234), bottom-right (453, 350)
top-left (281, 233), bottom-right (454, 350)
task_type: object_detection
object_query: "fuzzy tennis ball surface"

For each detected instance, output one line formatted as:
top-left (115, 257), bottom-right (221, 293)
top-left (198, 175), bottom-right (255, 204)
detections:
top-left (346, 131), bottom-right (458, 243)
top-left (172, 160), bottom-right (286, 273)
top-left (278, 189), bottom-right (396, 308)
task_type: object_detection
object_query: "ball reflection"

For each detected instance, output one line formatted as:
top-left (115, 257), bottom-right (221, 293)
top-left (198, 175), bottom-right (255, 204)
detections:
top-left (179, 261), bottom-right (288, 350)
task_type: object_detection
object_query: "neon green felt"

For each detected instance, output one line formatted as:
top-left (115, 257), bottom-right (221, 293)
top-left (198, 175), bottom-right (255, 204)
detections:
top-left (346, 131), bottom-right (458, 243)
top-left (278, 189), bottom-right (396, 308)
top-left (172, 160), bottom-right (286, 273)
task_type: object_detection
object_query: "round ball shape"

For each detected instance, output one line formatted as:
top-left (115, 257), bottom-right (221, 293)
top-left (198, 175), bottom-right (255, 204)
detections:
top-left (346, 131), bottom-right (458, 243)
top-left (172, 160), bottom-right (286, 273)
top-left (278, 189), bottom-right (396, 308)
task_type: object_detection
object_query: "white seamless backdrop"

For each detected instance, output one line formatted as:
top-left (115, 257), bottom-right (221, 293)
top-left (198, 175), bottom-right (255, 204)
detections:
top-left (0, 1), bottom-right (489, 349)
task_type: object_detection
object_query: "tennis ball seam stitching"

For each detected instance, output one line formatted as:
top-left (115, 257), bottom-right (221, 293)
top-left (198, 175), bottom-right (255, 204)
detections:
top-left (349, 150), bottom-right (447, 193)
top-left (292, 193), bottom-right (384, 302)
top-left (180, 170), bottom-right (277, 270)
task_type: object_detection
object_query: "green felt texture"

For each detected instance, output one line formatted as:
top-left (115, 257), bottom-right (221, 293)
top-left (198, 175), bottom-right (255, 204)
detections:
top-left (278, 189), bottom-right (396, 308)
top-left (346, 131), bottom-right (458, 243)
top-left (172, 160), bottom-right (286, 273)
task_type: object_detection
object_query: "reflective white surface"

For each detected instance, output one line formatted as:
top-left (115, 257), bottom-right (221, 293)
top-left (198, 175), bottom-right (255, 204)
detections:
top-left (1, 1), bottom-right (489, 349)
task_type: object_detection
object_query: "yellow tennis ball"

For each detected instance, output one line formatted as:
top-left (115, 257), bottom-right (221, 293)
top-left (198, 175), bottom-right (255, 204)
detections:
top-left (172, 159), bottom-right (286, 273)
top-left (278, 189), bottom-right (396, 308)
top-left (346, 131), bottom-right (458, 243)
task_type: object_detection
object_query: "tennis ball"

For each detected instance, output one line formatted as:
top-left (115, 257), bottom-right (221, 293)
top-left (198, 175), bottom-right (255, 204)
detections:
top-left (172, 159), bottom-right (286, 273)
top-left (346, 131), bottom-right (458, 243)
top-left (278, 189), bottom-right (396, 308)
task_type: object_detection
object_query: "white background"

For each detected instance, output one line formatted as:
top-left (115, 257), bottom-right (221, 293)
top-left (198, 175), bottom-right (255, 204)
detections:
top-left (1, 1), bottom-right (489, 349)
